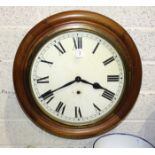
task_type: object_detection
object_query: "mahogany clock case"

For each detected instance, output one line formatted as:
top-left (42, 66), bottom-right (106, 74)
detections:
top-left (13, 10), bottom-right (142, 138)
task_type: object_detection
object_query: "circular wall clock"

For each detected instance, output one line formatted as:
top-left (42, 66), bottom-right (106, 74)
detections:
top-left (13, 10), bottom-right (142, 138)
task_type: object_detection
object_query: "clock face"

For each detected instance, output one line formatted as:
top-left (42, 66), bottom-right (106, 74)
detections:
top-left (30, 30), bottom-right (125, 125)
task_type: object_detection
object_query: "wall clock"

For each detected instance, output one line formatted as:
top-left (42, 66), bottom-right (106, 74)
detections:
top-left (13, 10), bottom-right (142, 138)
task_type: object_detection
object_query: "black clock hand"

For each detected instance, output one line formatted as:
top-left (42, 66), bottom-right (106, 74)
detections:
top-left (52, 79), bottom-right (76, 93)
top-left (52, 76), bottom-right (86, 93)
top-left (51, 76), bottom-right (106, 93)
top-left (77, 76), bottom-right (106, 90)
top-left (93, 82), bottom-right (105, 90)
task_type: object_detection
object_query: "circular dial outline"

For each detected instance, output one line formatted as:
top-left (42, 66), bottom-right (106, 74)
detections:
top-left (30, 30), bottom-right (125, 126)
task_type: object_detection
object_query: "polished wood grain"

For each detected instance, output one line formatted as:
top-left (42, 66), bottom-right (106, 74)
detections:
top-left (13, 10), bottom-right (142, 139)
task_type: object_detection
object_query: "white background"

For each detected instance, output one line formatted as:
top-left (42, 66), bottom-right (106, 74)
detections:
top-left (0, 0), bottom-right (155, 154)
top-left (0, 0), bottom-right (155, 6)
top-left (0, 6), bottom-right (155, 147)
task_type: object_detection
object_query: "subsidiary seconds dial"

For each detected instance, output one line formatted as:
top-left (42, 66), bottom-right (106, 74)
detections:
top-left (30, 31), bottom-right (125, 125)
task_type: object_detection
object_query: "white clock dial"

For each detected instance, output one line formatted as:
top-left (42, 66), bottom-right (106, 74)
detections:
top-left (30, 31), bottom-right (125, 125)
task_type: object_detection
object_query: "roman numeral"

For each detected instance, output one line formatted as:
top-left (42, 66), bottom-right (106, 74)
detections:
top-left (37, 76), bottom-right (49, 83)
top-left (46, 96), bottom-right (54, 104)
top-left (93, 103), bottom-right (101, 112)
top-left (103, 56), bottom-right (115, 65)
top-left (40, 60), bottom-right (53, 65)
top-left (107, 75), bottom-right (120, 82)
top-left (102, 89), bottom-right (115, 101)
top-left (54, 42), bottom-right (66, 54)
top-left (75, 106), bottom-right (82, 118)
top-left (92, 41), bottom-right (100, 54)
top-left (39, 90), bottom-right (54, 104)
top-left (73, 37), bottom-right (82, 49)
top-left (55, 102), bottom-right (66, 115)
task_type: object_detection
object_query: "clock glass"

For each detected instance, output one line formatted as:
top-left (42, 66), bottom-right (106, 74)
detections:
top-left (30, 30), bottom-right (125, 126)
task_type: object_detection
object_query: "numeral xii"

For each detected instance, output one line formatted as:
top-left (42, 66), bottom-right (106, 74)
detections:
top-left (73, 37), bottom-right (82, 49)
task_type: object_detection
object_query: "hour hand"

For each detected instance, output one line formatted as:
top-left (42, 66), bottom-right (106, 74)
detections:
top-left (92, 82), bottom-right (105, 90)
top-left (75, 76), bottom-right (92, 85)
top-left (77, 76), bottom-right (106, 90)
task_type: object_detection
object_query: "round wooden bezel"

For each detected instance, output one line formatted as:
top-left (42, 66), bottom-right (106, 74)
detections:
top-left (13, 10), bottom-right (142, 139)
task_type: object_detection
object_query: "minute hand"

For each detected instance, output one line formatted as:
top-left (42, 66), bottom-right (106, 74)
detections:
top-left (80, 79), bottom-right (106, 90)
top-left (52, 80), bottom-right (76, 93)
